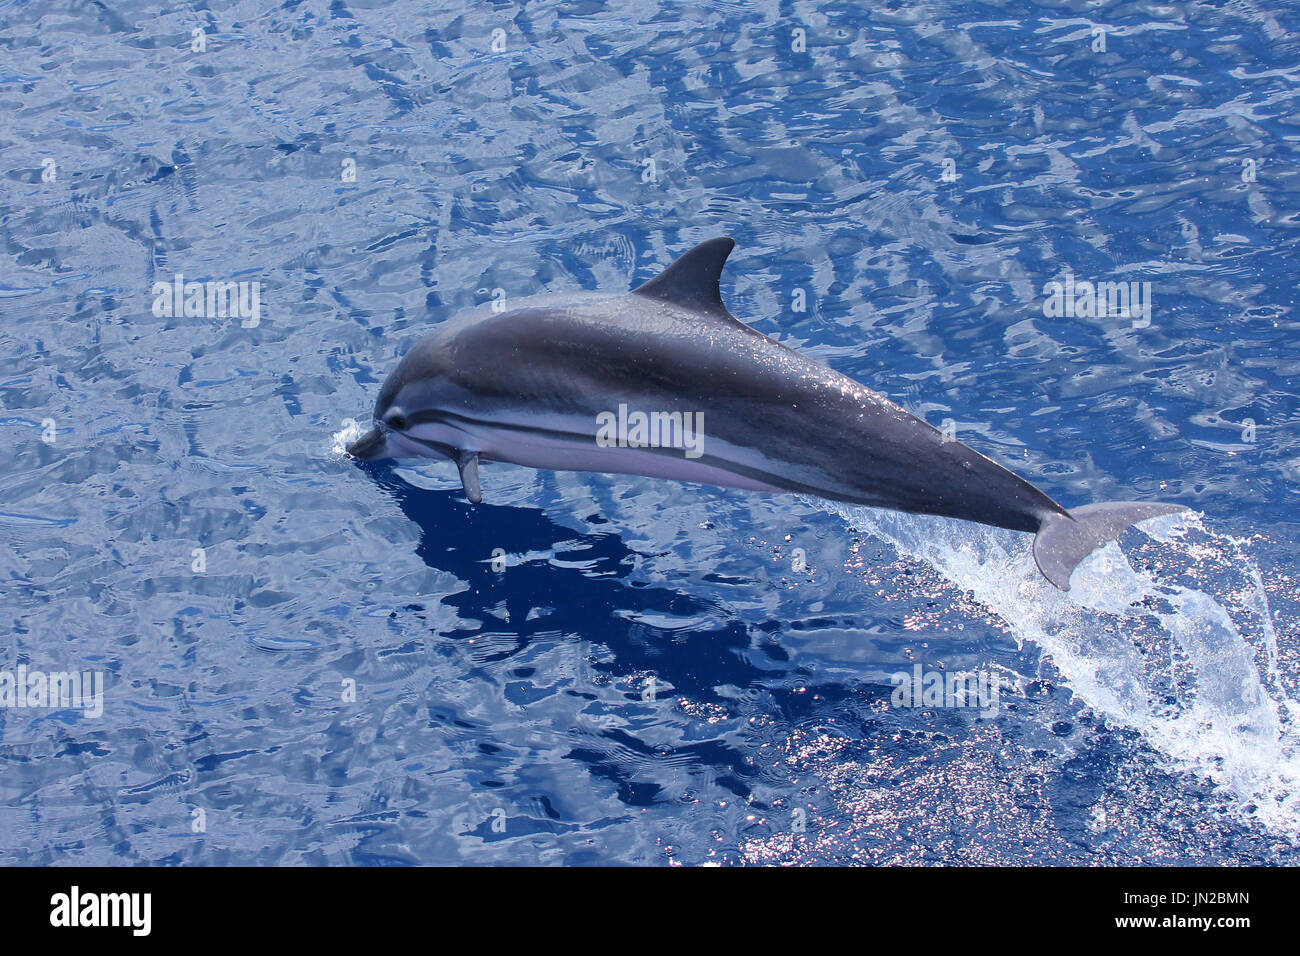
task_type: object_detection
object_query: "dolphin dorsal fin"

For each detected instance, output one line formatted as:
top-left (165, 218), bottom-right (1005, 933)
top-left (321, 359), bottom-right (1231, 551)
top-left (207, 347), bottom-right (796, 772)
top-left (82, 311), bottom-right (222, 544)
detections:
top-left (633, 237), bottom-right (736, 318)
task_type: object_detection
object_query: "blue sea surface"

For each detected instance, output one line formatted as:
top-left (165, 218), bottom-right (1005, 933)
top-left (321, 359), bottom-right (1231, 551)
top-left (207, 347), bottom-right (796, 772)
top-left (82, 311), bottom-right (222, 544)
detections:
top-left (1, 0), bottom-right (1298, 865)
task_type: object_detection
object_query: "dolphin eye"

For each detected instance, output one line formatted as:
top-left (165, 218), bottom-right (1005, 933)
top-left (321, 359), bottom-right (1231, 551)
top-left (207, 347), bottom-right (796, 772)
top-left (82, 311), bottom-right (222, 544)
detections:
top-left (385, 412), bottom-right (408, 431)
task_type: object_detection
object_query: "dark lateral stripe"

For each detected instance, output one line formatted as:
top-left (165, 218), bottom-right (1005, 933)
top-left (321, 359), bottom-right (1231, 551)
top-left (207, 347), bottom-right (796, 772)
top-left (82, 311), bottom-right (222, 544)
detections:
top-left (399, 406), bottom-right (861, 502)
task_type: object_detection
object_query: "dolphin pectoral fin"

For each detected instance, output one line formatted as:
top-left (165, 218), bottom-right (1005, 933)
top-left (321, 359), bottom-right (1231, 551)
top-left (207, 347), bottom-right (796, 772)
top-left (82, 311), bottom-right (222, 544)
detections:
top-left (456, 451), bottom-right (483, 504)
top-left (1032, 501), bottom-right (1187, 590)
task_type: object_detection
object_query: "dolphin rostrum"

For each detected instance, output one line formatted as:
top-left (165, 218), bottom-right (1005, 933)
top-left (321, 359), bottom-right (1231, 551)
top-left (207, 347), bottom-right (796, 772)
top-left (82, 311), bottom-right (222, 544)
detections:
top-left (348, 237), bottom-right (1184, 590)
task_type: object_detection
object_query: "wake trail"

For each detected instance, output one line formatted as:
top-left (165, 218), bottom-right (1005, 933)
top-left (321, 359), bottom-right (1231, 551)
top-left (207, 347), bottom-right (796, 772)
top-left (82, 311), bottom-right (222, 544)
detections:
top-left (820, 502), bottom-right (1300, 840)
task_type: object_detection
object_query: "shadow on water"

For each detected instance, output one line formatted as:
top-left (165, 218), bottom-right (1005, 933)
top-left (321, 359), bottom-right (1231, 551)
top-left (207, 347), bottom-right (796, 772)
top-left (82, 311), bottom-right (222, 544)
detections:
top-left (368, 461), bottom-right (779, 697)
top-left (359, 462), bottom-right (857, 810)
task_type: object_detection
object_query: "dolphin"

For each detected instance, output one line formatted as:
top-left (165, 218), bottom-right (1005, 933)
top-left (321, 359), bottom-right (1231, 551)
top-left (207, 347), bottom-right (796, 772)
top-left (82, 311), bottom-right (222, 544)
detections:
top-left (348, 237), bottom-right (1184, 590)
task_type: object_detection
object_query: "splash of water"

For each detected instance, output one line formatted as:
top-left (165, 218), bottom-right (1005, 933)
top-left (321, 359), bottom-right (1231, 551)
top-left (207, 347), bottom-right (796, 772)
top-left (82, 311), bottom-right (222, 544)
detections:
top-left (821, 501), bottom-right (1300, 840)
top-left (331, 418), bottom-right (366, 456)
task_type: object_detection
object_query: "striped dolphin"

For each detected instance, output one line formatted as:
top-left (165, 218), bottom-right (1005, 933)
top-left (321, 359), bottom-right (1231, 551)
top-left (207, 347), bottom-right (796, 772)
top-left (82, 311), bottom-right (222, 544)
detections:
top-left (348, 237), bottom-right (1184, 590)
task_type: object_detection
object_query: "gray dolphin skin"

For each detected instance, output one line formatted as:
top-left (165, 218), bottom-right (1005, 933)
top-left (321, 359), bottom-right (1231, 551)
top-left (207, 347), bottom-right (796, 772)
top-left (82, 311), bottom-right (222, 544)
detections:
top-left (348, 237), bottom-right (1184, 590)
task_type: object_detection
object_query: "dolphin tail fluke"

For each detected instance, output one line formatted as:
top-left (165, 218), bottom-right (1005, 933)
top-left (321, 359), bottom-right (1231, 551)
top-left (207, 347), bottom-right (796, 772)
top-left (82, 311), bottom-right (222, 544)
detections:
top-left (1032, 501), bottom-right (1187, 590)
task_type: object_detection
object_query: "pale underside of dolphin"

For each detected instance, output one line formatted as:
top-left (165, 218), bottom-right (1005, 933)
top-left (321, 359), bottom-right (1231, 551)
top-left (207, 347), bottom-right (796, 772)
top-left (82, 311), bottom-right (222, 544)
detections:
top-left (348, 237), bottom-right (1185, 590)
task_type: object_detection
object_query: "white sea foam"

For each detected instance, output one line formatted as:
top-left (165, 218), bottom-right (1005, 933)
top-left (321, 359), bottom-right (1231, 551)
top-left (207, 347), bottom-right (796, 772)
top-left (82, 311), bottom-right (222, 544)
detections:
top-left (821, 502), bottom-right (1300, 840)
top-left (331, 418), bottom-right (366, 456)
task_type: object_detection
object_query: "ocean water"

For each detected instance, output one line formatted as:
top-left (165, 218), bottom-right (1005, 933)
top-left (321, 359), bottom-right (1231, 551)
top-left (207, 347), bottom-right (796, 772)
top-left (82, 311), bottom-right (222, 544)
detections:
top-left (1, 0), bottom-right (1298, 865)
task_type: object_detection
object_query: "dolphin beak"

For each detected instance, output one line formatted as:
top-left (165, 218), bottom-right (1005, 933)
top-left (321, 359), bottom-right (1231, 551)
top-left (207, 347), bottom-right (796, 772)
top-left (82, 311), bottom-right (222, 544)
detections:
top-left (346, 425), bottom-right (388, 460)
